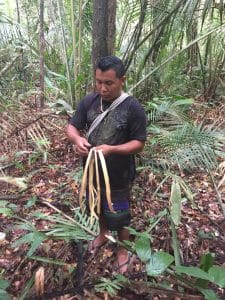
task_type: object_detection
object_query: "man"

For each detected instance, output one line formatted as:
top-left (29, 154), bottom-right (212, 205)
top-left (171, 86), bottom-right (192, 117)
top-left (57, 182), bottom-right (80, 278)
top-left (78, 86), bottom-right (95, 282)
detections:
top-left (66, 56), bottom-right (147, 274)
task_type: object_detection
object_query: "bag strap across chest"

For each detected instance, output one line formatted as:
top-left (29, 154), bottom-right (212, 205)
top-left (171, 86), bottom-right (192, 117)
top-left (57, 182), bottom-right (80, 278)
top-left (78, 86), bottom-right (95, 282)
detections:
top-left (86, 92), bottom-right (129, 139)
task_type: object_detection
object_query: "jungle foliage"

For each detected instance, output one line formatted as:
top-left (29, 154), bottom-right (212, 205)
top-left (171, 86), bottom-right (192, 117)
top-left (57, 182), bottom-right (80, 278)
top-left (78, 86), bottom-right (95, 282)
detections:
top-left (0, 0), bottom-right (225, 299)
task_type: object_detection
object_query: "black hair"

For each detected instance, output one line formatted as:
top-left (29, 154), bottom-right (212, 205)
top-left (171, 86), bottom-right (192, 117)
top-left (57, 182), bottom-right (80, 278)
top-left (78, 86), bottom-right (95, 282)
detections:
top-left (96, 56), bottom-right (125, 78)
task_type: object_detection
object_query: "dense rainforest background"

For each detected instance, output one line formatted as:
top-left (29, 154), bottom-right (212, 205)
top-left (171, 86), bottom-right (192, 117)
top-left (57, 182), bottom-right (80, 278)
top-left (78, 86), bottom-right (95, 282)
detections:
top-left (0, 0), bottom-right (225, 299)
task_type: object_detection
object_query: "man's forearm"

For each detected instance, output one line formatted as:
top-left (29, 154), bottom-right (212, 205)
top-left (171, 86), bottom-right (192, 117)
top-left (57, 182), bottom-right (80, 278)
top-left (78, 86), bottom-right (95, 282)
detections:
top-left (95, 140), bottom-right (145, 156)
top-left (110, 140), bottom-right (145, 155)
top-left (66, 124), bottom-right (82, 145)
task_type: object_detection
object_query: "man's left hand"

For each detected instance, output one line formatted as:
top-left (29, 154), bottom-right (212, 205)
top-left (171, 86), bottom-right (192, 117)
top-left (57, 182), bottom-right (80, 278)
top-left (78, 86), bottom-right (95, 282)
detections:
top-left (94, 144), bottom-right (113, 156)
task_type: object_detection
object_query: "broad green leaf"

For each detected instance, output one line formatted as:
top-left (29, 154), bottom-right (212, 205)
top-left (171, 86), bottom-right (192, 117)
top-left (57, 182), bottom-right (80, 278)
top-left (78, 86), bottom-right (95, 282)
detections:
top-left (200, 253), bottom-right (214, 272)
top-left (170, 179), bottom-right (181, 226)
top-left (198, 287), bottom-right (220, 300)
top-left (146, 252), bottom-right (174, 276)
top-left (0, 201), bottom-right (9, 207)
top-left (176, 266), bottom-right (225, 288)
top-left (0, 207), bottom-right (13, 216)
top-left (25, 196), bottom-right (37, 208)
top-left (0, 279), bottom-right (9, 290)
top-left (134, 236), bottom-right (151, 262)
top-left (208, 266), bottom-right (225, 288)
top-left (114, 274), bottom-right (128, 283)
top-left (13, 232), bottom-right (46, 256)
top-left (0, 201), bottom-right (13, 216)
top-left (0, 289), bottom-right (11, 300)
top-left (8, 203), bottom-right (18, 210)
top-left (32, 212), bottom-right (47, 219)
top-left (176, 266), bottom-right (210, 281)
top-left (126, 227), bottom-right (151, 239)
top-left (13, 232), bottom-right (36, 247)
top-left (27, 232), bottom-right (47, 256)
top-left (198, 230), bottom-right (214, 239)
top-left (197, 253), bottom-right (214, 287)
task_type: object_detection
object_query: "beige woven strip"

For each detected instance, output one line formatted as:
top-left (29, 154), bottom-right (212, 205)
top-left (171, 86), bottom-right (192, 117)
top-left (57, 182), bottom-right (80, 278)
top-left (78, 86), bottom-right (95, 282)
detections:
top-left (79, 148), bottom-right (94, 208)
top-left (79, 148), bottom-right (115, 223)
top-left (94, 150), bottom-right (101, 215)
top-left (97, 150), bottom-right (115, 213)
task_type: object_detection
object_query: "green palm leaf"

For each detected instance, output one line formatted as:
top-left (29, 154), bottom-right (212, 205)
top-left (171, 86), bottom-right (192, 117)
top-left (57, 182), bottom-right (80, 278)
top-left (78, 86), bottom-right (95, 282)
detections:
top-left (145, 97), bottom-right (225, 171)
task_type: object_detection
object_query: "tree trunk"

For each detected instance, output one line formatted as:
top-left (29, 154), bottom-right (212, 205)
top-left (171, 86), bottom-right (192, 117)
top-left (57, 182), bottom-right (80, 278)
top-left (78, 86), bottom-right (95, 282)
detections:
top-left (16, 0), bottom-right (20, 23)
top-left (107, 1), bottom-right (116, 55)
top-left (39, 0), bottom-right (45, 108)
top-left (187, 21), bottom-right (198, 72)
top-left (92, 0), bottom-right (116, 70)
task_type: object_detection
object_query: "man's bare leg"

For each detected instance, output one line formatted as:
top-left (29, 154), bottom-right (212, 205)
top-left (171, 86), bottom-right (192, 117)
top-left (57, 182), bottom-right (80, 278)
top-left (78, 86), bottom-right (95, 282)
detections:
top-left (116, 228), bottom-right (130, 273)
top-left (88, 216), bottom-right (109, 252)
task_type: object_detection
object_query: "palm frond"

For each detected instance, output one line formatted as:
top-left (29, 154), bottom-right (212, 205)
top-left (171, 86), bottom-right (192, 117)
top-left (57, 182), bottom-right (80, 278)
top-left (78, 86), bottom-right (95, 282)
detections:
top-left (41, 208), bottom-right (99, 239)
top-left (146, 97), bottom-right (193, 128)
top-left (0, 15), bottom-right (21, 47)
top-left (146, 121), bottom-right (225, 171)
top-left (144, 96), bottom-right (225, 171)
top-left (13, 206), bottom-right (99, 257)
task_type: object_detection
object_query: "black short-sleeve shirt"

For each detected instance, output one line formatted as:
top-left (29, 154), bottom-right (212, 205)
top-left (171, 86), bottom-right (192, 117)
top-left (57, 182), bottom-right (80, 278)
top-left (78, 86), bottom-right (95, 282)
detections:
top-left (70, 93), bottom-right (147, 190)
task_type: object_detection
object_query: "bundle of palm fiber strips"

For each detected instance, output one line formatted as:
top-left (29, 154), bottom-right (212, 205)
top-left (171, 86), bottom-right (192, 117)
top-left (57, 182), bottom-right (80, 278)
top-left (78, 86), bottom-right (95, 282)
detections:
top-left (79, 148), bottom-right (115, 223)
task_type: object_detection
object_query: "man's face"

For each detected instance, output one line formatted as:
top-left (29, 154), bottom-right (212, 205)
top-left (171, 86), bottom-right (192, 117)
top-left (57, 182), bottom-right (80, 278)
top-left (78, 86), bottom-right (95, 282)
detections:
top-left (95, 68), bottom-right (125, 101)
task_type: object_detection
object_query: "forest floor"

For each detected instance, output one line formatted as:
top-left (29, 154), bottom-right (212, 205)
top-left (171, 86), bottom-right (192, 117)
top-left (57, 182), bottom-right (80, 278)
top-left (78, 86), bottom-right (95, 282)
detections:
top-left (0, 100), bottom-right (225, 299)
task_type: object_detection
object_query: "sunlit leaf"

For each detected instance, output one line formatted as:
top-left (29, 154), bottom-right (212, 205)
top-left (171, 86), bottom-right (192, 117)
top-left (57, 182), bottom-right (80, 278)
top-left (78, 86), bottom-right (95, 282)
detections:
top-left (0, 290), bottom-right (11, 300)
top-left (25, 196), bottom-right (37, 208)
top-left (146, 251), bottom-right (174, 276)
top-left (27, 232), bottom-right (47, 256)
top-left (176, 266), bottom-right (210, 281)
top-left (198, 288), bottom-right (220, 300)
top-left (0, 279), bottom-right (9, 290)
top-left (0, 207), bottom-right (13, 216)
top-left (134, 236), bottom-right (151, 262)
top-left (208, 266), bottom-right (225, 288)
top-left (197, 252), bottom-right (215, 287)
top-left (170, 179), bottom-right (181, 226)
top-left (13, 232), bottom-right (47, 257)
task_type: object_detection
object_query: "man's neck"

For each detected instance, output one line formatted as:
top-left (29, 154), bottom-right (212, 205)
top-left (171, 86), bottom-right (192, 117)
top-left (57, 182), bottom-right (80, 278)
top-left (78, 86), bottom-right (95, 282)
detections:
top-left (101, 91), bottom-right (123, 102)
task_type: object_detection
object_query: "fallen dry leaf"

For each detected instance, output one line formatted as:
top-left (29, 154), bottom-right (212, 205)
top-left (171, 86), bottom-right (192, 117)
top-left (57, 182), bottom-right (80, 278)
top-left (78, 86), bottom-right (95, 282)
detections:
top-left (35, 266), bottom-right (45, 296)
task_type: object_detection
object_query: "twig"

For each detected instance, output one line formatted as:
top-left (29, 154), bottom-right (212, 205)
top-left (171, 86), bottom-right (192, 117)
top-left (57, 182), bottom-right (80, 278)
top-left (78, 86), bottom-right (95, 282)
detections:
top-left (0, 194), bottom-right (21, 200)
top-left (128, 280), bottom-right (203, 300)
top-left (0, 163), bottom-right (16, 170)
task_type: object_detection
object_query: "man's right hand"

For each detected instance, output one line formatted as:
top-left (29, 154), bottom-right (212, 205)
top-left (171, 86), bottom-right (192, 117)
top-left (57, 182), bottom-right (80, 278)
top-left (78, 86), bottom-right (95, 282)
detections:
top-left (66, 124), bottom-right (91, 156)
top-left (74, 136), bottom-right (91, 156)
